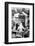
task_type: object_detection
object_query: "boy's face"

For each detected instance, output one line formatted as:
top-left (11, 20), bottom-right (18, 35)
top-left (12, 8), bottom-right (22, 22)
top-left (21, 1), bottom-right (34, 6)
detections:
top-left (15, 17), bottom-right (21, 24)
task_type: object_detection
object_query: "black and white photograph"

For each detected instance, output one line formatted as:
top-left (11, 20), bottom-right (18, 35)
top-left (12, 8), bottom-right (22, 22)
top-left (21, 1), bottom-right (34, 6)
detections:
top-left (12, 8), bottom-right (29, 38)
top-left (5, 2), bottom-right (34, 44)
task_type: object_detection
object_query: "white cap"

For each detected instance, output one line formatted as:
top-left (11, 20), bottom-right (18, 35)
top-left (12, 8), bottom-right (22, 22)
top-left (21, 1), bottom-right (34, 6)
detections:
top-left (14, 13), bottom-right (19, 17)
